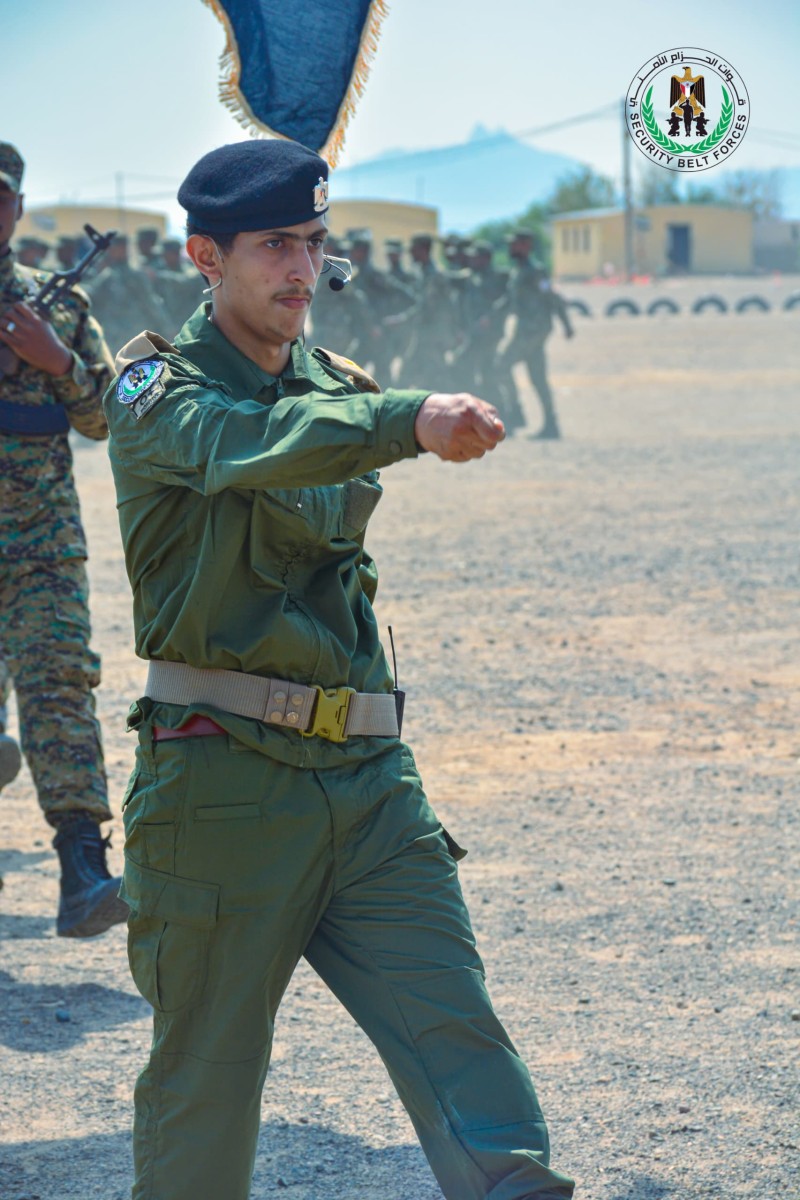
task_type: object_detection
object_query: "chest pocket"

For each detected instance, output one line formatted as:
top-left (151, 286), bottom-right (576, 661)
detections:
top-left (341, 476), bottom-right (383, 538)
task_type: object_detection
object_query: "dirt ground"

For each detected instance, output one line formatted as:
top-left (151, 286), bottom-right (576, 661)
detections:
top-left (0, 296), bottom-right (798, 1200)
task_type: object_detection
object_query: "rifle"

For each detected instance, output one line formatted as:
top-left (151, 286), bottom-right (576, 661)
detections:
top-left (0, 223), bottom-right (115, 383)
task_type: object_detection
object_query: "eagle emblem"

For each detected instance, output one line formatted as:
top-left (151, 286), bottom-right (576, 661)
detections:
top-left (313, 176), bottom-right (329, 213)
top-left (667, 67), bottom-right (708, 137)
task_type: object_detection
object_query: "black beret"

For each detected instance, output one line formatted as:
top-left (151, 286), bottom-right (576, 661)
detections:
top-left (179, 139), bottom-right (329, 235)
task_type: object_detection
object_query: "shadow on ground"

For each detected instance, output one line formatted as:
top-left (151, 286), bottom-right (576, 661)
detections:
top-left (0, 969), bottom-right (148, 1051)
top-left (0, 1123), bottom-right (441, 1200)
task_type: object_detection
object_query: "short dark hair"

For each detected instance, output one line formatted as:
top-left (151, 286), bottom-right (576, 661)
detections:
top-left (185, 223), bottom-right (237, 256)
top-left (185, 223), bottom-right (237, 284)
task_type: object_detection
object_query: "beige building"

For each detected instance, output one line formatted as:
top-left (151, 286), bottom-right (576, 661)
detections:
top-left (327, 199), bottom-right (438, 264)
top-left (16, 198), bottom-right (436, 268)
top-left (16, 203), bottom-right (167, 249)
top-left (552, 204), bottom-right (754, 279)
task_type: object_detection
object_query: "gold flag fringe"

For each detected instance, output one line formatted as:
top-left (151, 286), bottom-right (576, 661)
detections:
top-left (201, 0), bottom-right (390, 168)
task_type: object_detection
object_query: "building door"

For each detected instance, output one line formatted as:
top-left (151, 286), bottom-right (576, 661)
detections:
top-left (666, 224), bottom-right (691, 272)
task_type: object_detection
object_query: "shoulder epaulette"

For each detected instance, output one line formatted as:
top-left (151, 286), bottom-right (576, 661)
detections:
top-left (114, 330), bottom-right (179, 374)
top-left (312, 346), bottom-right (381, 394)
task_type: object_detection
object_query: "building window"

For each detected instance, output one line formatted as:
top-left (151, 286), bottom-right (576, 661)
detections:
top-left (562, 228), bottom-right (569, 252)
top-left (582, 226), bottom-right (590, 252)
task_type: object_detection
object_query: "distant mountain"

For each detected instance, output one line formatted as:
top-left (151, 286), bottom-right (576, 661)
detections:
top-left (332, 124), bottom-right (584, 231)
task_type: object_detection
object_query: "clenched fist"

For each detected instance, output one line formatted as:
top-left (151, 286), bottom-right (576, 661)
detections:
top-left (414, 393), bottom-right (505, 462)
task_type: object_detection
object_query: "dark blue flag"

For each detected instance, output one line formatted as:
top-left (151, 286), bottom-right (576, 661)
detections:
top-left (204, 0), bottom-right (388, 163)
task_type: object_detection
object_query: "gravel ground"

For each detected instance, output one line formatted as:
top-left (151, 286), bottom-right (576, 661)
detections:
top-left (0, 302), bottom-right (798, 1200)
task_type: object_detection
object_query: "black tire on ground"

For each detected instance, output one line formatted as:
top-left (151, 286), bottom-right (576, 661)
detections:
top-left (565, 299), bottom-right (592, 317)
top-left (646, 298), bottom-right (681, 316)
top-left (735, 295), bottom-right (771, 313)
top-left (783, 292), bottom-right (800, 312)
top-left (605, 299), bottom-right (640, 317)
top-left (691, 295), bottom-right (728, 314)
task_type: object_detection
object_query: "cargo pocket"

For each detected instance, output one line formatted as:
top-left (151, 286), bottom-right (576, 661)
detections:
top-left (120, 857), bottom-right (219, 1014)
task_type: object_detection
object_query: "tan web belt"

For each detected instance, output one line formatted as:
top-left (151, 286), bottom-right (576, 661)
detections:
top-left (144, 661), bottom-right (399, 744)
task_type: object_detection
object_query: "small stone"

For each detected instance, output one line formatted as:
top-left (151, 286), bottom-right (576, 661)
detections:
top-left (578, 997), bottom-right (591, 1005)
top-left (55, 1008), bottom-right (71, 1023)
top-left (678, 1104), bottom-right (691, 1113)
top-left (790, 1010), bottom-right (800, 1022)
top-left (551, 880), bottom-right (565, 892)
top-left (662, 878), bottom-right (677, 887)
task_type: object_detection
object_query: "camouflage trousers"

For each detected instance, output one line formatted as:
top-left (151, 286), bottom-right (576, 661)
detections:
top-left (0, 557), bottom-right (110, 825)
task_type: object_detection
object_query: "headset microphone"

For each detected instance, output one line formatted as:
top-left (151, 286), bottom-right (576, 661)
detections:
top-left (324, 255), bottom-right (352, 291)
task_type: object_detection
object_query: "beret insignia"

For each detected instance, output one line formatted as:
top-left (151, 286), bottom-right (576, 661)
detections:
top-left (313, 176), bottom-right (329, 213)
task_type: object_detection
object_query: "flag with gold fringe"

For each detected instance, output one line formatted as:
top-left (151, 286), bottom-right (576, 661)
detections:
top-left (203, 0), bottom-right (388, 166)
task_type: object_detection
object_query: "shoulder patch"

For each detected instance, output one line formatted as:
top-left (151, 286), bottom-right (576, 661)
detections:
top-left (314, 346), bottom-right (381, 394)
top-left (117, 359), bottom-right (166, 421)
top-left (114, 330), bottom-right (178, 374)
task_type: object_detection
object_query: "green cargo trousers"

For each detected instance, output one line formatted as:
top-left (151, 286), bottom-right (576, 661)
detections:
top-left (121, 726), bottom-right (574, 1200)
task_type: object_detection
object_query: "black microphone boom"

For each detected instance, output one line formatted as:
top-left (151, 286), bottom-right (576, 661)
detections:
top-left (324, 255), bottom-right (352, 291)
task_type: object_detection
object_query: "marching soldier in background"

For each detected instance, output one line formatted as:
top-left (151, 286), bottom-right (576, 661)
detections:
top-left (135, 226), bottom-right (162, 275)
top-left (495, 228), bottom-right (574, 440)
top-left (392, 232), bottom-right (460, 390)
top-left (55, 235), bottom-right (79, 272)
top-left (153, 236), bottom-right (204, 337)
top-left (384, 236), bottom-right (413, 286)
top-left (452, 239), bottom-right (512, 409)
top-left (346, 229), bottom-right (414, 386)
top-left (15, 236), bottom-right (49, 268)
top-left (0, 141), bottom-right (127, 937)
top-left (88, 233), bottom-right (167, 357)
top-left (308, 233), bottom-right (370, 360)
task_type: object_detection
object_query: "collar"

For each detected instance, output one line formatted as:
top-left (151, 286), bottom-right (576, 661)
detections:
top-left (174, 302), bottom-right (311, 402)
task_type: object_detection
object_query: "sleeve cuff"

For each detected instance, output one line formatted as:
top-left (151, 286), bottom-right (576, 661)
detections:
top-left (51, 352), bottom-right (92, 405)
top-left (375, 389), bottom-right (430, 464)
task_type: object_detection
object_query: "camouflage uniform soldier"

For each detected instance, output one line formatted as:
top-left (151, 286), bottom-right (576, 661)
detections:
top-left (88, 234), bottom-right (168, 357)
top-left (495, 230), bottom-right (574, 440)
top-left (0, 142), bottom-right (127, 937)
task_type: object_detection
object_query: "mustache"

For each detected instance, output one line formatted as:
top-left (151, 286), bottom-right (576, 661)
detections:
top-left (275, 288), bottom-right (313, 301)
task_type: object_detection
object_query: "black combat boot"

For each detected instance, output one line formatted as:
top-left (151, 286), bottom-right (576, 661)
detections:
top-left (52, 815), bottom-right (128, 938)
top-left (0, 729), bottom-right (22, 789)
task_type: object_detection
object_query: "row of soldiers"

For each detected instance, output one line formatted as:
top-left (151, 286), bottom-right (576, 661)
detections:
top-left (311, 227), bottom-right (574, 439)
top-left (15, 223), bottom-right (574, 439)
top-left (15, 226), bottom-right (204, 355)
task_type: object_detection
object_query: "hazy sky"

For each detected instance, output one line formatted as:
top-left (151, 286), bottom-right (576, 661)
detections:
top-left (3, 0), bottom-right (798, 230)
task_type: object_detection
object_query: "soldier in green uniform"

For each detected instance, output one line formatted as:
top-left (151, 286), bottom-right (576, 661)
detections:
top-left (87, 233), bottom-right (168, 356)
top-left (384, 235), bottom-right (413, 285)
top-left (393, 232), bottom-right (460, 390)
top-left (453, 240), bottom-right (514, 413)
top-left (0, 142), bottom-right (128, 937)
top-left (346, 228), bottom-right (415, 386)
top-left (106, 139), bottom-right (574, 1200)
top-left (15, 236), bottom-right (49, 268)
top-left (153, 236), bottom-right (204, 337)
top-left (495, 230), bottom-right (574, 440)
top-left (308, 232), bottom-right (370, 359)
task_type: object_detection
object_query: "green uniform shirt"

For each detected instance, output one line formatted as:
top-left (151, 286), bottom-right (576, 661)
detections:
top-left (104, 303), bottom-right (429, 769)
top-left (0, 250), bottom-right (112, 561)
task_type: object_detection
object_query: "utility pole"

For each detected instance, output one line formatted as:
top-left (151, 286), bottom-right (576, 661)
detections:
top-left (621, 97), bottom-right (634, 279)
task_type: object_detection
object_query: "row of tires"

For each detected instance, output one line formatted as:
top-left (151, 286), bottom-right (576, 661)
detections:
top-left (566, 293), bottom-right (800, 318)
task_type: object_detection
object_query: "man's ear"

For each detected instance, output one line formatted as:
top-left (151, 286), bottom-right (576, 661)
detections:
top-left (186, 234), bottom-right (221, 282)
